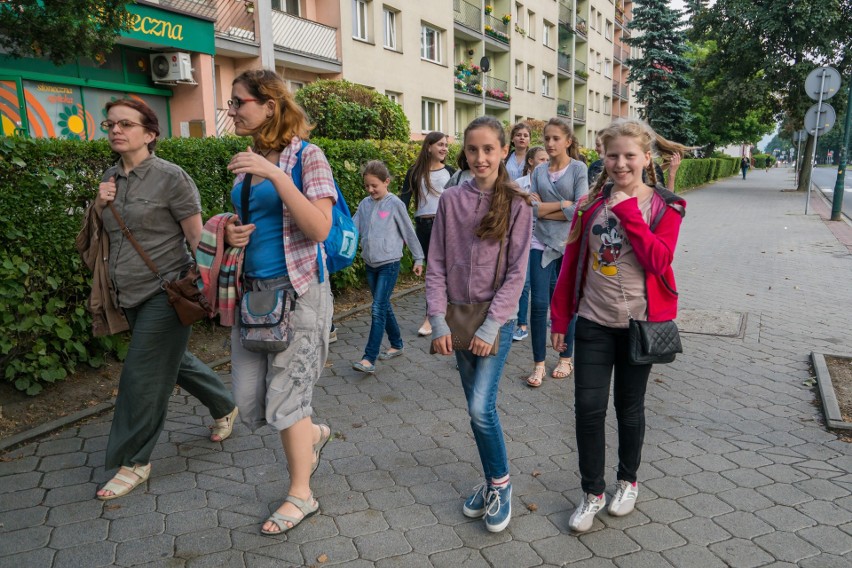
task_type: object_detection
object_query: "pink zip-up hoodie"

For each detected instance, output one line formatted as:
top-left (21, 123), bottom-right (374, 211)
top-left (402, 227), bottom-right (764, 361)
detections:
top-left (425, 179), bottom-right (533, 345)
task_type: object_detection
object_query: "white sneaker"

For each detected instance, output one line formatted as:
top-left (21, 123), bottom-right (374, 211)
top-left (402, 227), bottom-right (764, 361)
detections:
top-left (568, 493), bottom-right (606, 533)
top-left (608, 480), bottom-right (638, 517)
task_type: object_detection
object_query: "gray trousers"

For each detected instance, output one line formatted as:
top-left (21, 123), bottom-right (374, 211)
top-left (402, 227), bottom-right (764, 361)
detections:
top-left (105, 292), bottom-right (235, 470)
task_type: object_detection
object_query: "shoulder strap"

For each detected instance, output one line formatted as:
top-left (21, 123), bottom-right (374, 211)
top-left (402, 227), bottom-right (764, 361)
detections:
top-left (108, 204), bottom-right (162, 278)
top-left (239, 174), bottom-right (253, 225)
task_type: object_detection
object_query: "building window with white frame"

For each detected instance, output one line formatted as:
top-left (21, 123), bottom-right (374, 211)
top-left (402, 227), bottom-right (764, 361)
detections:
top-left (421, 98), bottom-right (443, 132)
top-left (527, 10), bottom-right (536, 39)
top-left (515, 60), bottom-right (524, 90)
top-left (386, 91), bottom-right (401, 105)
top-left (542, 72), bottom-right (552, 97)
top-left (515, 2), bottom-right (525, 28)
top-left (272, 0), bottom-right (299, 15)
top-left (383, 8), bottom-right (398, 50)
top-left (527, 64), bottom-right (535, 92)
top-left (605, 20), bottom-right (613, 41)
top-left (353, 0), bottom-right (369, 41)
top-left (288, 80), bottom-right (305, 92)
top-left (420, 24), bottom-right (442, 63)
top-left (603, 96), bottom-right (611, 115)
top-left (543, 21), bottom-right (554, 48)
top-left (604, 59), bottom-right (612, 78)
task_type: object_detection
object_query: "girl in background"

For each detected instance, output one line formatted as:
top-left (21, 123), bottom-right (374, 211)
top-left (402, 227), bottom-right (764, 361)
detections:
top-left (505, 122), bottom-right (532, 181)
top-left (513, 146), bottom-right (548, 342)
top-left (551, 118), bottom-right (687, 532)
top-left (400, 132), bottom-right (454, 336)
top-left (525, 118), bottom-right (588, 387)
top-left (352, 161), bottom-right (424, 374)
top-left (427, 116), bottom-right (532, 533)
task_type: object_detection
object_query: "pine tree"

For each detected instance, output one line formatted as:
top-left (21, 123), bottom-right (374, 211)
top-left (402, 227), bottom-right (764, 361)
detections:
top-left (626, 0), bottom-right (695, 144)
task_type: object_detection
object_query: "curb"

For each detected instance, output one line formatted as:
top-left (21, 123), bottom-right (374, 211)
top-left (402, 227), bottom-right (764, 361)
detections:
top-left (811, 351), bottom-right (852, 431)
top-left (815, 184), bottom-right (852, 227)
top-left (0, 284), bottom-right (426, 453)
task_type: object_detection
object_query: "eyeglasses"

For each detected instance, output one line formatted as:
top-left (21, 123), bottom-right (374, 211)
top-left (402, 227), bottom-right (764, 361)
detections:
top-left (227, 97), bottom-right (262, 109)
top-left (100, 119), bottom-right (144, 131)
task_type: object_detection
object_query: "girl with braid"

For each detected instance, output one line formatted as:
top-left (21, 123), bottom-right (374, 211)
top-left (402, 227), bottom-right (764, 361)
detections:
top-left (550, 118), bottom-right (688, 532)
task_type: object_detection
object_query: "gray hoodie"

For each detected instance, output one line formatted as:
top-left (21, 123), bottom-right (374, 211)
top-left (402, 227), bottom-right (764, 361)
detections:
top-left (353, 193), bottom-right (425, 267)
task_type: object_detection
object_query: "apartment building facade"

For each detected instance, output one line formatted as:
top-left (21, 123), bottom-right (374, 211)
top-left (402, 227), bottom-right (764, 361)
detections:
top-left (0, 0), bottom-right (639, 147)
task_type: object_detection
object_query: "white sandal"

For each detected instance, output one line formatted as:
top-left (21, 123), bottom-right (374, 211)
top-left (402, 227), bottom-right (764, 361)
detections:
top-left (210, 407), bottom-right (238, 442)
top-left (97, 463), bottom-right (151, 501)
top-left (525, 365), bottom-right (546, 388)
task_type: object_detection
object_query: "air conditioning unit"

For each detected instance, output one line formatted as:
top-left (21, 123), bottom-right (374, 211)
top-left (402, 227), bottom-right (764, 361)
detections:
top-left (150, 52), bottom-right (193, 82)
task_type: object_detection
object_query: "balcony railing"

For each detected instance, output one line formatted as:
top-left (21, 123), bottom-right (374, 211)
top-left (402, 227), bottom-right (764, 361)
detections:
top-left (614, 45), bottom-right (629, 63)
top-left (558, 52), bottom-right (572, 74)
top-left (216, 108), bottom-right (234, 136)
top-left (271, 10), bottom-right (338, 61)
top-left (454, 0), bottom-right (482, 32)
top-left (575, 16), bottom-right (587, 38)
top-left (150, 0), bottom-right (216, 19)
top-left (453, 74), bottom-right (512, 103)
top-left (557, 98), bottom-right (571, 117)
top-left (574, 103), bottom-right (586, 122)
top-left (612, 82), bottom-right (628, 100)
top-left (485, 14), bottom-right (510, 44)
top-left (558, 0), bottom-right (574, 25)
top-left (214, 0), bottom-right (256, 43)
top-left (483, 75), bottom-right (511, 102)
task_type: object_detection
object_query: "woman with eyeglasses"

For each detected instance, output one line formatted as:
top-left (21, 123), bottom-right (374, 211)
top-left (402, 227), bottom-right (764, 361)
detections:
top-left (223, 69), bottom-right (335, 536)
top-left (78, 99), bottom-right (237, 501)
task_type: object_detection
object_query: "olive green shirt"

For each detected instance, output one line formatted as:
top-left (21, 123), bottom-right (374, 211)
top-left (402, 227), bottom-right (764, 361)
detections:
top-left (101, 155), bottom-right (201, 308)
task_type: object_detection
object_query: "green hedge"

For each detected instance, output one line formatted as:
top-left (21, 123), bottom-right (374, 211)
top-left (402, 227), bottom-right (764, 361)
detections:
top-left (0, 136), bottom-right (738, 395)
top-left (752, 153), bottom-right (775, 169)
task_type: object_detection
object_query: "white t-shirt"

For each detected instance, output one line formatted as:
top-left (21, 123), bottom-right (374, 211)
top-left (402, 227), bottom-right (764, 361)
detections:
top-left (415, 168), bottom-right (452, 217)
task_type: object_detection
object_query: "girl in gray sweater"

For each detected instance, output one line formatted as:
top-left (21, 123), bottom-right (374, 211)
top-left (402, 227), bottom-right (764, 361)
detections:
top-left (352, 161), bottom-right (424, 373)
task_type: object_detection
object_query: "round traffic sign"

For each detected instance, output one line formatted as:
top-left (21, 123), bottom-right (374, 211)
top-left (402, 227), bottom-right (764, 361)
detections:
top-left (804, 66), bottom-right (842, 101)
top-left (804, 103), bottom-right (836, 135)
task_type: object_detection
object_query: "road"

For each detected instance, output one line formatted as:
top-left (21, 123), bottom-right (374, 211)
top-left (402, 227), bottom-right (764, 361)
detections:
top-left (811, 166), bottom-right (852, 219)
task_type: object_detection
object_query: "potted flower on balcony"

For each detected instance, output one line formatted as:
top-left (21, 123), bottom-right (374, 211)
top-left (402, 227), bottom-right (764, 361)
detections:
top-left (484, 5), bottom-right (493, 15)
top-left (576, 69), bottom-right (588, 80)
top-left (502, 14), bottom-right (511, 25)
top-left (454, 77), bottom-right (467, 91)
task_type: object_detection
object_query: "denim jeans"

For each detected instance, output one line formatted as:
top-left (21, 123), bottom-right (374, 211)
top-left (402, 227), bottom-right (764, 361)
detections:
top-left (574, 317), bottom-right (652, 495)
top-left (516, 256), bottom-right (531, 327)
top-left (455, 321), bottom-right (515, 480)
top-left (363, 261), bottom-right (402, 363)
top-left (529, 249), bottom-right (575, 362)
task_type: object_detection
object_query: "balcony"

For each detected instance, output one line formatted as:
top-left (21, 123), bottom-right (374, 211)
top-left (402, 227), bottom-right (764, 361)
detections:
top-left (271, 10), bottom-right (339, 65)
top-left (485, 14), bottom-right (511, 47)
top-left (151, 0), bottom-right (217, 19)
top-left (557, 52), bottom-right (572, 76)
top-left (575, 16), bottom-right (587, 40)
top-left (558, 0), bottom-right (574, 25)
top-left (574, 103), bottom-right (586, 123)
top-left (213, 0), bottom-right (256, 44)
top-left (612, 81), bottom-right (628, 100)
top-left (454, 0), bottom-right (482, 39)
top-left (557, 98), bottom-right (571, 117)
top-left (574, 59), bottom-right (588, 82)
top-left (613, 45), bottom-right (629, 63)
top-left (454, 71), bottom-right (511, 105)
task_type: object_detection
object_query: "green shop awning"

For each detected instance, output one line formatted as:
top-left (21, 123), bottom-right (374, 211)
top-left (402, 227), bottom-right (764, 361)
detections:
top-left (123, 3), bottom-right (215, 55)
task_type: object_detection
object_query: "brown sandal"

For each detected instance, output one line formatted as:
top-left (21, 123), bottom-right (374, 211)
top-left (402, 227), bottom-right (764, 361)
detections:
top-left (551, 358), bottom-right (574, 379)
top-left (525, 365), bottom-right (545, 388)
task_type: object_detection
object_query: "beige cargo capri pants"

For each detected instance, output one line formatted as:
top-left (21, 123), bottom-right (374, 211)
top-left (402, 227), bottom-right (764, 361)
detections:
top-left (230, 275), bottom-right (333, 432)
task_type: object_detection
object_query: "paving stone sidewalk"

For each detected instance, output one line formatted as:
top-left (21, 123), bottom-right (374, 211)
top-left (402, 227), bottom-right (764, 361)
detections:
top-left (2, 168), bottom-right (852, 567)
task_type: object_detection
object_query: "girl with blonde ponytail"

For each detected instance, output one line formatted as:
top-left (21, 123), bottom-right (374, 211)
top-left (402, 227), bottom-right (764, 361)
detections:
top-left (550, 118), bottom-right (687, 533)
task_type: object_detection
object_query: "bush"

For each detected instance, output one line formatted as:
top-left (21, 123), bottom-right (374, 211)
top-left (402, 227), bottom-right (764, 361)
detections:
top-left (752, 153), bottom-right (774, 168)
top-left (296, 80), bottom-right (410, 142)
top-left (670, 157), bottom-right (739, 191)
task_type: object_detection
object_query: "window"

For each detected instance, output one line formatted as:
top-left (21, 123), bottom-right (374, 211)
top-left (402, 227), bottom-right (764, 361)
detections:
top-left (515, 60), bottom-right (524, 90)
top-left (527, 10), bottom-right (536, 39)
top-left (272, 0), bottom-right (300, 15)
top-left (386, 91), bottom-right (401, 105)
top-left (383, 8), bottom-right (397, 50)
top-left (542, 72), bottom-right (553, 97)
top-left (527, 64), bottom-right (535, 92)
top-left (603, 96), bottom-right (611, 115)
top-left (596, 52), bottom-right (602, 73)
top-left (421, 98), bottom-right (442, 132)
top-left (420, 24), bottom-right (442, 63)
top-left (288, 80), bottom-right (305, 92)
top-left (515, 2), bottom-right (525, 28)
top-left (353, 0), bottom-right (369, 41)
top-left (543, 21), bottom-right (554, 48)
top-left (590, 8), bottom-right (596, 30)
top-left (605, 20), bottom-right (613, 41)
top-left (604, 59), bottom-right (612, 78)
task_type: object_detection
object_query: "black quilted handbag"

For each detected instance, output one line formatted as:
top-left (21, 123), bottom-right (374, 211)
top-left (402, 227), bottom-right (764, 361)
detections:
top-left (627, 319), bottom-right (682, 365)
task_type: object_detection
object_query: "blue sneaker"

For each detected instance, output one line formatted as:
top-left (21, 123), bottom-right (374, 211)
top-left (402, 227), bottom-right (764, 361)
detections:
top-left (512, 326), bottom-right (529, 341)
top-left (484, 482), bottom-right (512, 532)
top-left (462, 482), bottom-right (488, 518)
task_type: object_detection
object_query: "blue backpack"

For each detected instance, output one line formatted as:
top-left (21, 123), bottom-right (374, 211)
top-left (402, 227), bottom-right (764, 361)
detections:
top-left (291, 141), bottom-right (358, 280)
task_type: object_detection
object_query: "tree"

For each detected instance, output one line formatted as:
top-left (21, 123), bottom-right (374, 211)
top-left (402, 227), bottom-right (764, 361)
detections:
top-left (0, 0), bottom-right (134, 66)
top-left (696, 0), bottom-right (852, 189)
top-left (626, 0), bottom-right (695, 144)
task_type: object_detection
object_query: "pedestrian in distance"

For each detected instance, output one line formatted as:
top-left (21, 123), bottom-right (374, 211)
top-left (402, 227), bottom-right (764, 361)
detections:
top-left (550, 118), bottom-right (688, 533)
top-left (400, 132), bottom-right (454, 337)
top-left (525, 117), bottom-right (589, 388)
top-left (426, 116), bottom-right (533, 533)
top-left (352, 160), bottom-right (425, 374)
top-left (513, 145), bottom-right (549, 342)
top-left (224, 69), bottom-right (334, 536)
top-left (77, 99), bottom-right (237, 501)
top-left (741, 156), bottom-right (750, 179)
top-left (505, 121), bottom-right (532, 181)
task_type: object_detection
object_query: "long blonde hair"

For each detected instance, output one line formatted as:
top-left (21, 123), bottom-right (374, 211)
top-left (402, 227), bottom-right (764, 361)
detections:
top-left (567, 118), bottom-right (690, 244)
top-left (463, 116), bottom-right (532, 241)
top-left (233, 69), bottom-right (313, 152)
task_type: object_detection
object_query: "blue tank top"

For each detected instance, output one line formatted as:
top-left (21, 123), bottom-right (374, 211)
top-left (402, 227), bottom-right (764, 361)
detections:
top-left (230, 178), bottom-right (287, 278)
